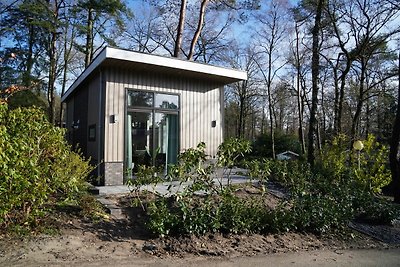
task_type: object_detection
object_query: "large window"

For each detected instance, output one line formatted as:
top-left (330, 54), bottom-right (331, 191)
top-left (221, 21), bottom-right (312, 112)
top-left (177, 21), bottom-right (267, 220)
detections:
top-left (126, 90), bottom-right (179, 177)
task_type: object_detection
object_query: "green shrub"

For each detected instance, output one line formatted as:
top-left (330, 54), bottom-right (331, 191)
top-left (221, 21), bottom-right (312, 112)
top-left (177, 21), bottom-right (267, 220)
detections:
top-left (352, 135), bottom-right (391, 193)
top-left (7, 90), bottom-right (46, 110)
top-left (217, 137), bottom-right (252, 168)
top-left (320, 134), bottom-right (391, 194)
top-left (143, 135), bottom-right (397, 237)
top-left (145, 139), bottom-right (272, 236)
top-left (269, 159), bottom-right (311, 194)
top-left (244, 158), bottom-right (271, 184)
top-left (146, 198), bottom-right (178, 237)
top-left (0, 104), bottom-right (92, 231)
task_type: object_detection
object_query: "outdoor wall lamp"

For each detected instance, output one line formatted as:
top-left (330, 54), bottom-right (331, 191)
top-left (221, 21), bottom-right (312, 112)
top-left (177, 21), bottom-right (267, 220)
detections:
top-left (110, 114), bottom-right (118, 123)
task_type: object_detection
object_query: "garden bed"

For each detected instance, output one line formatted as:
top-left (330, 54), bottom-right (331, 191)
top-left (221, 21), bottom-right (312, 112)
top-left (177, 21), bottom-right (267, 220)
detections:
top-left (0, 188), bottom-right (397, 266)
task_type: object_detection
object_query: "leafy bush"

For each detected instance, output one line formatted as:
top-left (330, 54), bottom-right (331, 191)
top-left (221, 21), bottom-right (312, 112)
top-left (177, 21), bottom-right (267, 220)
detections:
top-left (267, 136), bottom-right (396, 234)
top-left (7, 90), bottom-right (46, 110)
top-left (217, 137), bottom-right (252, 168)
top-left (127, 165), bottom-right (163, 210)
top-left (244, 158), bottom-right (271, 185)
top-left (141, 134), bottom-right (398, 237)
top-left (353, 135), bottom-right (391, 193)
top-left (0, 104), bottom-right (92, 231)
top-left (269, 159), bottom-right (311, 194)
top-left (320, 134), bottom-right (391, 194)
top-left (142, 139), bottom-right (273, 236)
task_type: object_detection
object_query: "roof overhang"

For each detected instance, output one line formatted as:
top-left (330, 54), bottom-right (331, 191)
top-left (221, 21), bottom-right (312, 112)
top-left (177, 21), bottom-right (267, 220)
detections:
top-left (61, 47), bottom-right (248, 102)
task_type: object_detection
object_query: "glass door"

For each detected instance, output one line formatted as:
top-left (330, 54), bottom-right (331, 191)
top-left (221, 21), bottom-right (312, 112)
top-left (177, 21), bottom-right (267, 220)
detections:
top-left (154, 112), bottom-right (179, 169)
top-left (126, 111), bottom-right (179, 176)
top-left (126, 111), bottom-right (153, 174)
top-left (126, 90), bottom-right (180, 179)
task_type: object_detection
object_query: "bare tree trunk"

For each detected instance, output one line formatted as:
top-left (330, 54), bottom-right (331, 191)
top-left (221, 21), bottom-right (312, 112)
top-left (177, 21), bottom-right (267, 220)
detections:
top-left (333, 65), bottom-right (340, 133)
top-left (85, 7), bottom-right (93, 67)
top-left (23, 24), bottom-right (35, 88)
top-left (237, 81), bottom-right (247, 138)
top-left (389, 52), bottom-right (400, 203)
top-left (47, 0), bottom-right (59, 124)
top-left (295, 23), bottom-right (306, 154)
top-left (351, 57), bottom-right (366, 142)
top-left (307, 0), bottom-right (324, 166)
top-left (336, 55), bottom-right (352, 134)
top-left (255, 61), bottom-right (276, 159)
top-left (268, 92), bottom-right (276, 159)
top-left (326, 5), bottom-right (353, 135)
top-left (316, 121), bottom-right (322, 152)
top-left (174, 0), bottom-right (187, 58)
top-left (267, 51), bottom-right (276, 159)
top-left (238, 98), bottom-right (244, 138)
top-left (59, 20), bottom-right (75, 126)
top-left (187, 0), bottom-right (209, 60)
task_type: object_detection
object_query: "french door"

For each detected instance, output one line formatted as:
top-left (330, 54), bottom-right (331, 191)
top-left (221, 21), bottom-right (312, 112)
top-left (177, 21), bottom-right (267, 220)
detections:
top-left (125, 90), bottom-right (179, 177)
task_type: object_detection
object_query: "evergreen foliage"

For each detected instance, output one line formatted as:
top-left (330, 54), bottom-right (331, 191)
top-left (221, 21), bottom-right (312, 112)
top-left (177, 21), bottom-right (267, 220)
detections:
top-left (0, 104), bottom-right (92, 231)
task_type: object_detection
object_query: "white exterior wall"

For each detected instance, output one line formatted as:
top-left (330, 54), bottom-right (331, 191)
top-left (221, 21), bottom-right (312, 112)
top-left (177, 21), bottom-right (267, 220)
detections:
top-left (103, 68), bottom-right (224, 164)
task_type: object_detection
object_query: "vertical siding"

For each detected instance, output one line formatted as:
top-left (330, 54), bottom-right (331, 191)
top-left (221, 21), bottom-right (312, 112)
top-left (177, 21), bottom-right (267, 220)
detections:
top-left (65, 97), bottom-right (74, 143)
top-left (104, 68), bottom-right (224, 163)
top-left (104, 69), bottom-right (125, 162)
top-left (86, 75), bottom-right (100, 161)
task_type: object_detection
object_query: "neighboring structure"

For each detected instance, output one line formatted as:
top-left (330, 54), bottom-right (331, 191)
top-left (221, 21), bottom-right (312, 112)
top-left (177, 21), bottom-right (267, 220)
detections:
top-left (61, 46), bottom-right (247, 185)
top-left (276, 151), bottom-right (300, 161)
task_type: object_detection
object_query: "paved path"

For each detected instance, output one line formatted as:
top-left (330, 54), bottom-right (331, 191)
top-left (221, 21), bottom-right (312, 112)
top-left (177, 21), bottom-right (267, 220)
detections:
top-left (96, 168), bottom-right (251, 196)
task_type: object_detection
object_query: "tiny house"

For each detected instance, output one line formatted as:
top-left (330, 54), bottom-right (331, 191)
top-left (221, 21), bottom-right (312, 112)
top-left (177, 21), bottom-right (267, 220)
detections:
top-left (61, 47), bottom-right (247, 185)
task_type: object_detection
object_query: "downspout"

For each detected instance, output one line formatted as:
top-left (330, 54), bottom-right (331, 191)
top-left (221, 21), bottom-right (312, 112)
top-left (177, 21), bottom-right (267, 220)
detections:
top-left (97, 69), bottom-right (103, 178)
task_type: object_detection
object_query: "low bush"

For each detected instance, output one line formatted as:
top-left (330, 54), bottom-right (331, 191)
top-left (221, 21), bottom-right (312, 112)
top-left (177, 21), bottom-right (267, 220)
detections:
top-left (137, 134), bottom-right (399, 237)
top-left (0, 104), bottom-right (93, 232)
top-left (319, 134), bottom-right (391, 194)
top-left (143, 139), bottom-right (272, 236)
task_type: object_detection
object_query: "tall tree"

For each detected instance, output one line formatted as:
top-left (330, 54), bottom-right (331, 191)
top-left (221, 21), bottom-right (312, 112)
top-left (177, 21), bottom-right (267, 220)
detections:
top-left (174, 0), bottom-right (187, 57)
top-left (74, 0), bottom-right (129, 67)
top-left (59, 2), bottom-right (79, 124)
top-left (223, 44), bottom-right (260, 138)
top-left (325, 0), bottom-right (354, 134)
top-left (343, 0), bottom-right (400, 141)
top-left (292, 21), bottom-right (307, 154)
top-left (46, 0), bottom-right (63, 124)
top-left (307, 0), bottom-right (324, 165)
top-left (254, 0), bottom-right (290, 159)
top-left (389, 51), bottom-right (400, 203)
top-left (0, 0), bottom-right (49, 90)
top-left (187, 0), bottom-right (210, 60)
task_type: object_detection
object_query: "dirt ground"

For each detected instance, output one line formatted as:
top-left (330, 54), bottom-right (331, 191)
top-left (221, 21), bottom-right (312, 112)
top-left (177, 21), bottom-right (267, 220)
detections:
top-left (1, 190), bottom-right (399, 266)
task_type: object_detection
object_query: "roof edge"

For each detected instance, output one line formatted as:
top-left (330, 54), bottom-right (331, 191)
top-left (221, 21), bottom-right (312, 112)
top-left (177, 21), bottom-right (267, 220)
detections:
top-left (61, 46), bottom-right (247, 102)
top-left (61, 47), bottom-right (107, 102)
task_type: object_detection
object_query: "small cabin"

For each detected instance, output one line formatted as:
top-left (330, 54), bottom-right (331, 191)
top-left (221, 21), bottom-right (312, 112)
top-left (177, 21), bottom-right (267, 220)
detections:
top-left (61, 47), bottom-right (247, 185)
top-left (276, 151), bottom-right (300, 161)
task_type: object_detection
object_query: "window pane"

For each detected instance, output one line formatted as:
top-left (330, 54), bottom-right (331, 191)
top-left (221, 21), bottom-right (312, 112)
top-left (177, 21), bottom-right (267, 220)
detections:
top-left (155, 93), bottom-right (179, 109)
top-left (128, 91), bottom-right (153, 107)
top-left (126, 111), bottom-right (153, 173)
top-left (154, 113), bottom-right (179, 168)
